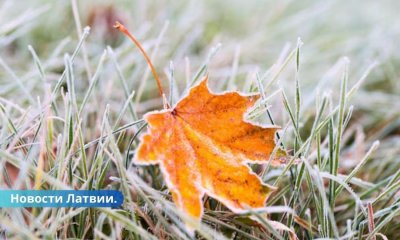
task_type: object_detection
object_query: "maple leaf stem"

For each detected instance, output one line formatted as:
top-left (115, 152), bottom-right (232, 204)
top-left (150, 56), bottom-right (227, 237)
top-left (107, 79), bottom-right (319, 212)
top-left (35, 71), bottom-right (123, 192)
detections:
top-left (114, 21), bottom-right (170, 108)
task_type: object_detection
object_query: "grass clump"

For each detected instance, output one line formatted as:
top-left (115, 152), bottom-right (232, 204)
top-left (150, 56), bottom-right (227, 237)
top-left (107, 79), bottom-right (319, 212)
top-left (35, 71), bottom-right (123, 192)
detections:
top-left (0, 1), bottom-right (399, 239)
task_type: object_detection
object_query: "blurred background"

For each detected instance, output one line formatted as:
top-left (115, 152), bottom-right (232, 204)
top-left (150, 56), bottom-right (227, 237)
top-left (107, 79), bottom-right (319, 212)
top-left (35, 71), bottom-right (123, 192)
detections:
top-left (0, 0), bottom-right (400, 238)
top-left (1, 0), bottom-right (399, 115)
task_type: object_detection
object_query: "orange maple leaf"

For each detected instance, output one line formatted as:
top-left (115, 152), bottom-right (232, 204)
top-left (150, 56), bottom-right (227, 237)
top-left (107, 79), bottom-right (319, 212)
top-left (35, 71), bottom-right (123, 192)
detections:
top-left (134, 76), bottom-right (281, 221)
top-left (114, 21), bottom-right (283, 224)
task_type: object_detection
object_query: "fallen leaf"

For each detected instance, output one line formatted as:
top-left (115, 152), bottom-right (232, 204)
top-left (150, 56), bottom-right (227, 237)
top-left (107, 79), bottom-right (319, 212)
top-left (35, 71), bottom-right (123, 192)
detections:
top-left (134, 75), bottom-right (282, 223)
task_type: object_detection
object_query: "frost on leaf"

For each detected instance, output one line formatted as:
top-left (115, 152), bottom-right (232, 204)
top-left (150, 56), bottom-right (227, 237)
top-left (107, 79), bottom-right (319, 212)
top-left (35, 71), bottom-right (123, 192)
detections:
top-left (134, 76), bottom-right (283, 222)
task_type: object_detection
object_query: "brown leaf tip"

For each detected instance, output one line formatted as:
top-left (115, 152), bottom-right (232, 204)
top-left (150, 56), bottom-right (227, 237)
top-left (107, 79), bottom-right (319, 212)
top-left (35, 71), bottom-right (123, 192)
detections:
top-left (113, 21), bottom-right (124, 30)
